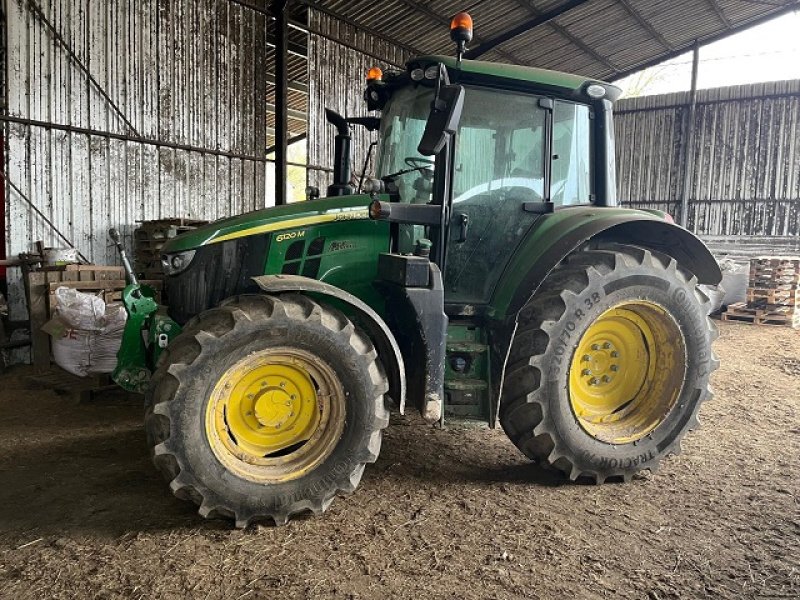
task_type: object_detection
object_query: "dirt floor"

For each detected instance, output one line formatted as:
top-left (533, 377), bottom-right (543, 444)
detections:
top-left (0, 321), bottom-right (798, 599)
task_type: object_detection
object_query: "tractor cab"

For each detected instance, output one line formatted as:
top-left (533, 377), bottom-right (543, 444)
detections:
top-left (368, 56), bottom-right (611, 307)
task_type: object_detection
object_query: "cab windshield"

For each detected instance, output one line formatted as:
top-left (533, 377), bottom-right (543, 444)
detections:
top-left (375, 84), bottom-right (434, 205)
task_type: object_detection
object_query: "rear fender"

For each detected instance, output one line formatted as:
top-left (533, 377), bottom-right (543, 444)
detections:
top-left (251, 274), bottom-right (406, 414)
top-left (498, 212), bottom-right (721, 319)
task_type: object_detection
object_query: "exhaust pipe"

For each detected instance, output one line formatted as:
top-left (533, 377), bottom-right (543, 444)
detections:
top-left (325, 109), bottom-right (354, 197)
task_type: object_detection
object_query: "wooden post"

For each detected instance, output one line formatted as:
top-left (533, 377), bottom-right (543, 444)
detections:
top-left (680, 41), bottom-right (700, 230)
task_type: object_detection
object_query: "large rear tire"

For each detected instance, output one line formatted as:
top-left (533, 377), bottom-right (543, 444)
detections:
top-left (144, 293), bottom-right (389, 527)
top-left (500, 244), bottom-right (718, 482)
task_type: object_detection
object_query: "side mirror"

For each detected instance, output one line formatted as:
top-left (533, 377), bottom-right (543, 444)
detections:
top-left (418, 67), bottom-right (464, 156)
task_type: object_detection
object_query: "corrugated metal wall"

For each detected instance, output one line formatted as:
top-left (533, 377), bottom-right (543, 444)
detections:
top-left (307, 10), bottom-right (408, 192)
top-left (616, 80), bottom-right (800, 254)
top-left (4, 0), bottom-right (269, 319)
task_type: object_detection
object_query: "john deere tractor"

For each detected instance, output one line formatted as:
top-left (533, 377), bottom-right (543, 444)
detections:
top-left (112, 13), bottom-right (720, 527)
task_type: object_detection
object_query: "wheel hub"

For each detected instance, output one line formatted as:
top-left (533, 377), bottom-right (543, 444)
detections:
top-left (569, 301), bottom-right (686, 444)
top-left (205, 348), bottom-right (345, 483)
top-left (221, 363), bottom-right (320, 457)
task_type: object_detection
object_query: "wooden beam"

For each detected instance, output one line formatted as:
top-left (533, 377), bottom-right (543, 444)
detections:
top-left (393, 0), bottom-right (525, 64)
top-left (616, 0), bottom-right (673, 51)
top-left (465, 0), bottom-right (593, 60)
top-left (705, 0), bottom-right (732, 28)
top-left (510, 0), bottom-right (621, 74)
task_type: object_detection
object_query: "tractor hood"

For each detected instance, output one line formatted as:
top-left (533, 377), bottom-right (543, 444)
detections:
top-left (161, 195), bottom-right (374, 254)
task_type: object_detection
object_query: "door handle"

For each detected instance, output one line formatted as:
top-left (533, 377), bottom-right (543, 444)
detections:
top-left (457, 213), bottom-right (469, 243)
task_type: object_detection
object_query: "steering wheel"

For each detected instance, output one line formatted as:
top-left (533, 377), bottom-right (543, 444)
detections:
top-left (405, 157), bottom-right (434, 171)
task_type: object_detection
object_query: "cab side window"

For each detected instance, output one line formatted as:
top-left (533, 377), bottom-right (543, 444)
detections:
top-left (551, 102), bottom-right (592, 205)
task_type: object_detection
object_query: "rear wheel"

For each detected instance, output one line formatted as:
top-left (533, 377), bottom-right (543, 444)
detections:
top-left (500, 244), bottom-right (718, 482)
top-left (145, 294), bottom-right (389, 527)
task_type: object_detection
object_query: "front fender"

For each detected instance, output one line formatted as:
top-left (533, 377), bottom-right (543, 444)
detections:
top-left (251, 274), bottom-right (406, 414)
top-left (491, 207), bottom-right (721, 320)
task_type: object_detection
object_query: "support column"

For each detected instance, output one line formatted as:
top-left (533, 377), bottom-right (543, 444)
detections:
top-left (272, 0), bottom-right (289, 205)
top-left (680, 41), bottom-right (700, 229)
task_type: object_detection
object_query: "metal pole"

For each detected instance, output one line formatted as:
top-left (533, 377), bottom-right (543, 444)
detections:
top-left (273, 0), bottom-right (289, 206)
top-left (680, 41), bottom-right (700, 228)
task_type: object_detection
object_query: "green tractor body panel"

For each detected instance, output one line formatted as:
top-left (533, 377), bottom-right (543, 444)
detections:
top-left (164, 194), bottom-right (378, 252)
top-left (488, 206), bottom-right (722, 320)
top-left (160, 194), bottom-right (392, 320)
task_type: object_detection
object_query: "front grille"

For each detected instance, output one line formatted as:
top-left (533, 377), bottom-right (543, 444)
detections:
top-left (280, 236), bottom-right (326, 279)
top-left (165, 234), bottom-right (270, 324)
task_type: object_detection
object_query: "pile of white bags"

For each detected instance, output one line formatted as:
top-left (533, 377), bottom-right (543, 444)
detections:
top-left (44, 287), bottom-right (127, 377)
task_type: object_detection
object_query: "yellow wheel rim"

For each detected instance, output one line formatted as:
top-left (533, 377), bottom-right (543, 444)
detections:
top-left (569, 301), bottom-right (686, 444)
top-left (205, 347), bottom-right (345, 483)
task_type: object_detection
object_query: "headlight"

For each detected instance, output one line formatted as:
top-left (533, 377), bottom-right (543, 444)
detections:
top-left (161, 249), bottom-right (196, 275)
top-left (424, 65), bottom-right (439, 80)
top-left (410, 68), bottom-right (424, 81)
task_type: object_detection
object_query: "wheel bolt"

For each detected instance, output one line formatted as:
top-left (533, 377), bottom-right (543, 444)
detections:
top-left (591, 344), bottom-right (600, 351)
top-left (603, 342), bottom-right (611, 349)
top-left (280, 382), bottom-right (286, 388)
top-left (589, 377), bottom-right (599, 386)
top-left (602, 375), bottom-right (611, 383)
top-left (582, 354), bottom-right (592, 362)
top-left (581, 369), bottom-right (592, 376)
top-left (610, 365), bottom-right (619, 372)
top-left (291, 395), bottom-right (296, 400)
top-left (247, 394), bottom-right (254, 400)
top-left (610, 351), bottom-right (619, 358)
top-left (285, 401), bottom-right (291, 406)
top-left (261, 381), bottom-right (268, 387)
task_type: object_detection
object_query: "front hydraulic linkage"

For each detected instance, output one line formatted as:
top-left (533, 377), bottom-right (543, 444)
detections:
top-left (108, 228), bottom-right (181, 393)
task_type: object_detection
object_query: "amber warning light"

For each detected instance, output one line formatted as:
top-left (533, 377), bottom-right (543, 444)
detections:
top-left (450, 12), bottom-right (473, 63)
top-left (450, 12), bottom-right (473, 41)
top-left (366, 66), bottom-right (383, 82)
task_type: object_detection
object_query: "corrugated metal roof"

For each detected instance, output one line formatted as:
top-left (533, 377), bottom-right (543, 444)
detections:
top-left (309, 0), bottom-right (800, 81)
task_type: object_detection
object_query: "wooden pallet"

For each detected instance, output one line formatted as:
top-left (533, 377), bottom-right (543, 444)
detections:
top-left (722, 302), bottom-right (800, 328)
top-left (748, 279), bottom-right (800, 290)
top-left (749, 258), bottom-right (800, 286)
top-left (751, 256), bottom-right (800, 268)
top-left (133, 218), bottom-right (207, 277)
top-left (746, 287), bottom-right (798, 306)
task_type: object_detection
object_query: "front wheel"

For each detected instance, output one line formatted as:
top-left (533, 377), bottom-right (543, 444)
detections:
top-left (500, 244), bottom-right (718, 482)
top-left (144, 294), bottom-right (389, 527)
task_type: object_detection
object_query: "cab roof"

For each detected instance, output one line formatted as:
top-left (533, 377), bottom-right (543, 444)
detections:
top-left (410, 55), bottom-right (622, 102)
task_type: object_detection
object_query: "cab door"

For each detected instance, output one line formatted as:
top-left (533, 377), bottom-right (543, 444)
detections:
top-left (444, 90), bottom-right (594, 307)
top-left (443, 87), bottom-right (547, 306)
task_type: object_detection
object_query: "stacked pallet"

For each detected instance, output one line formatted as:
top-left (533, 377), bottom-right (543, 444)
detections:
top-left (134, 218), bottom-right (207, 279)
top-left (722, 256), bottom-right (800, 328)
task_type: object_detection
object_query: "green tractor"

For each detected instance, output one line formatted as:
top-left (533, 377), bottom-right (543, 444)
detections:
top-left (112, 14), bottom-right (720, 527)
